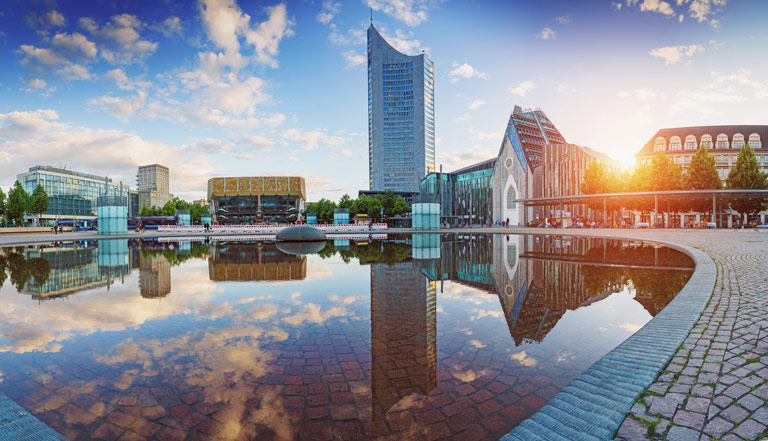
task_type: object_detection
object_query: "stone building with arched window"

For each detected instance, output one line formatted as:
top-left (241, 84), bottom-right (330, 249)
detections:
top-left (636, 125), bottom-right (768, 182)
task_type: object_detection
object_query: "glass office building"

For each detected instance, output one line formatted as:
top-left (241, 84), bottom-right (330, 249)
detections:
top-left (368, 24), bottom-right (435, 193)
top-left (419, 159), bottom-right (496, 227)
top-left (17, 166), bottom-right (134, 224)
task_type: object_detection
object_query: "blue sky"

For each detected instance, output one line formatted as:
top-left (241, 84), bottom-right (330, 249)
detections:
top-left (1, 0), bottom-right (765, 200)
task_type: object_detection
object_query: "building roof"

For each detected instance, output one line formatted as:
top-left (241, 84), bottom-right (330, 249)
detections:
top-left (637, 125), bottom-right (768, 156)
top-left (26, 165), bottom-right (122, 184)
top-left (207, 176), bottom-right (306, 200)
top-left (499, 106), bottom-right (567, 169)
top-left (448, 158), bottom-right (497, 175)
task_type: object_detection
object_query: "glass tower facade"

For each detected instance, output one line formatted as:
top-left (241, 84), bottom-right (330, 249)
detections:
top-left (17, 166), bottom-right (133, 223)
top-left (368, 24), bottom-right (434, 193)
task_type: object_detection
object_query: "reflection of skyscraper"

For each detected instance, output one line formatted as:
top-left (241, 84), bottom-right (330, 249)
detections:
top-left (207, 242), bottom-right (307, 281)
top-left (139, 253), bottom-right (171, 298)
top-left (370, 262), bottom-right (436, 421)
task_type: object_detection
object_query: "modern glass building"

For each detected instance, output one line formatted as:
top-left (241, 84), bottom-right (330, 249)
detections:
top-left (17, 166), bottom-right (134, 224)
top-left (207, 176), bottom-right (306, 224)
top-left (368, 24), bottom-right (435, 193)
top-left (419, 159), bottom-right (496, 227)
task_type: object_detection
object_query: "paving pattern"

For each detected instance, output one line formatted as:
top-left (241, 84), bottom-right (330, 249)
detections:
top-left (613, 229), bottom-right (768, 441)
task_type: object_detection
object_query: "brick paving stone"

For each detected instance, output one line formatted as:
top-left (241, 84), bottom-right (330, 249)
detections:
top-left (720, 404), bottom-right (750, 424)
top-left (617, 418), bottom-right (649, 441)
top-left (732, 419), bottom-right (766, 440)
top-left (703, 417), bottom-right (734, 438)
top-left (666, 425), bottom-right (700, 441)
top-left (673, 410), bottom-right (706, 430)
top-left (737, 393), bottom-right (764, 411)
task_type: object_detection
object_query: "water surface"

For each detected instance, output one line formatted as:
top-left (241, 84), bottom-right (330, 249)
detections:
top-left (0, 234), bottom-right (693, 440)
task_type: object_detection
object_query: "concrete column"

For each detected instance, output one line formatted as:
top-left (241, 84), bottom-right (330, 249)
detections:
top-left (712, 193), bottom-right (716, 223)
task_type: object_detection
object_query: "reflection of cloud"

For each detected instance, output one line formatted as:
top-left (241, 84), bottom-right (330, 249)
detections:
top-left (99, 325), bottom-right (294, 440)
top-left (0, 265), bottom-right (218, 353)
top-left (305, 262), bottom-right (334, 280)
top-left (236, 295), bottom-right (273, 304)
top-left (618, 323), bottom-right (642, 333)
top-left (452, 368), bottom-right (488, 383)
top-left (442, 282), bottom-right (495, 305)
top-left (469, 309), bottom-right (503, 321)
top-left (289, 291), bottom-right (302, 305)
top-left (282, 303), bottom-right (350, 326)
top-left (328, 294), bottom-right (356, 304)
top-left (469, 339), bottom-right (486, 349)
top-left (556, 352), bottom-right (576, 363)
top-left (510, 351), bottom-right (537, 367)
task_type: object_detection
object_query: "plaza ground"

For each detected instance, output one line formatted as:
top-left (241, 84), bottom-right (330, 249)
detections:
top-left (0, 227), bottom-right (765, 440)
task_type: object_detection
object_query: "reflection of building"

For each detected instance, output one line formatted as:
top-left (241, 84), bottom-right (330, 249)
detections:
top-left (137, 164), bottom-right (172, 210)
top-left (368, 24), bottom-right (435, 193)
top-left (208, 242), bottom-right (307, 281)
top-left (22, 245), bottom-right (130, 299)
top-left (370, 262), bottom-right (436, 421)
top-left (18, 165), bottom-right (134, 223)
top-left (207, 177), bottom-right (306, 224)
top-left (139, 253), bottom-right (171, 298)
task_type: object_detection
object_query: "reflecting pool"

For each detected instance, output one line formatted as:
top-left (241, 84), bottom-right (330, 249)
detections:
top-left (0, 234), bottom-right (693, 440)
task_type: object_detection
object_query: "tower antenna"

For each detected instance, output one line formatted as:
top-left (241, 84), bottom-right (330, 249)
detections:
top-left (370, 8), bottom-right (373, 25)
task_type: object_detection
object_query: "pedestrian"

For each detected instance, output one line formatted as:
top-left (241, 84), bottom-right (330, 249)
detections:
top-left (506, 217), bottom-right (509, 227)
top-left (52, 224), bottom-right (57, 235)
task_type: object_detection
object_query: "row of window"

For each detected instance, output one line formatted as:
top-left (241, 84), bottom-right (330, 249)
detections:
top-left (641, 153), bottom-right (768, 166)
top-left (655, 133), bottom-right (762, 152)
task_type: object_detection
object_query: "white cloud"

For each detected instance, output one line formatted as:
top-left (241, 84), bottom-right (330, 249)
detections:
top-left (51, 32), bottom-right (98, 59)
top-left (89, 91), bottom-right (148, 120)
top-left (537, 27), bottom-right (556, 40)
top-left (674, 69), bottom-right (768, 114)
top-left (26, 78), bottom-right (48, 90)
top-left (79, 14), bottom-right (158, 64)
top-left (649, 44), bottom-right (703, 65)
top-left (449, 63), bottom-right (486, 83)
top-left (365, 0), bottom-right (435, 26)
top-left (24, 8), bottom-right (66, 29)
top-left (510, 350), bottom-right (537, 367)
top-left (635, 0), bottom-right (675, 16)
top-left (381, 29), bottom-right (423, 54)
top-left (342, 50), bottom-right (365, 69)
top-left (681, 0), bottom-right (726, 26)
top-left (468, 129), bottom-right (497, 140)
top-left (612, 1), bottom-right (623, 10)
top-left (234, 134), bottom-right (277, 152)
top-left (508, 80), bottom-right (536, 97)
top-left (152, 16), bottom-right (183, 37)
top-left (328, 25), bottom-right (366, 46)
top-left (467, 100), bottom-right (485, 110)
top-left (197, 0), bottom-right (294, 70)
top-left (618, 88), bottom-right (664, 100)
top-left (554, 14), bottom-right (572, 24)
top-left (0, 110), bottom-right (214, 197)
top-left (280, 129), bottom-right (345, 151)
top-left (317, 0), bottom-right (341, 24)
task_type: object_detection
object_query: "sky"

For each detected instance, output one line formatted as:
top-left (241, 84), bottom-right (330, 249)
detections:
top-left (1, 0), bottom-right (766, 201)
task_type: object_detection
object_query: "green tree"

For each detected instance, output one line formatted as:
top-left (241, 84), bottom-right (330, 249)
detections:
top-left (190, 203), bottom-right (210, 224)
top-left (580, 161), bottom-right (615, 194)
top-left (138, 206), bottom-right (151, 217)
top-left (393, 196), bottom-right (409, 216)
top-left (161, 200), bottom-right (177, 216)
top-left (30, 184), bottom-right (49, 225)
top-left (0, 187), bottom-right (6, 220)
top-left (685, 144), bottom-right (722, 215)
top-left (726, 144), bottom-right (768, 217)
top-left (381, 191), bottom-right (398, 217)
top-left (650, 152), bottom-right (684, 191)
top-left (6, 181), bottom-right (30, 226)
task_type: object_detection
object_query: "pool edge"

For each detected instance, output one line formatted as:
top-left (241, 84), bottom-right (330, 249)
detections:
top-left (499, 236), bottom-right (716, 441)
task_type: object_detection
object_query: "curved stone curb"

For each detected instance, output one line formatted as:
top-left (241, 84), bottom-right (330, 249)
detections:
top-left (500, 238), bottom-right (716, 441)
top-left (0, 395), bottom-right (67, 440)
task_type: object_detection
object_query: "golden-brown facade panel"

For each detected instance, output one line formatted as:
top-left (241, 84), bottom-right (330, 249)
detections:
top-left (264, 177), bottom-right (277, 195)
top-left (225, 177), bottom-right (238, 196)
top-left (237, 177), bottom-right (250, 195)
top-left (276, 177), bottom-right (290, 195)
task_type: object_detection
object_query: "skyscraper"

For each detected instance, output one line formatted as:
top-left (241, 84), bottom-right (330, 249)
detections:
top-left (367, 24), bottom-right (435, 192)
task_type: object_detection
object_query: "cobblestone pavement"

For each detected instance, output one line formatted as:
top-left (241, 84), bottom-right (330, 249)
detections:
top-left (607, 229), bottom-right (768, 441)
